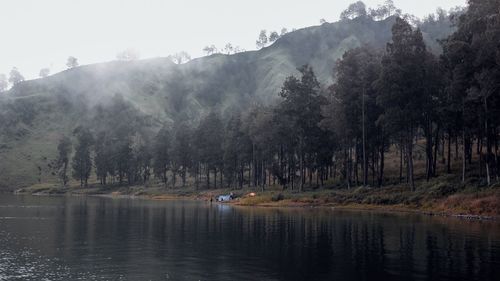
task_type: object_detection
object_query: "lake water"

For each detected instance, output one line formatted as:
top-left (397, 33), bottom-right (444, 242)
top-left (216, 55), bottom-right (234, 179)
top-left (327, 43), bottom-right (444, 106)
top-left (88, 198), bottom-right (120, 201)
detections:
top-left (0, 194), bottom-right (499, 281)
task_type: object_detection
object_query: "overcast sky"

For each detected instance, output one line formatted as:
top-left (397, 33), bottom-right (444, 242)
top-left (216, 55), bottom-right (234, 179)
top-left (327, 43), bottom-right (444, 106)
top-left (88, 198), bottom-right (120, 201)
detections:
top-left (0, 0), bottom-right (466, 80)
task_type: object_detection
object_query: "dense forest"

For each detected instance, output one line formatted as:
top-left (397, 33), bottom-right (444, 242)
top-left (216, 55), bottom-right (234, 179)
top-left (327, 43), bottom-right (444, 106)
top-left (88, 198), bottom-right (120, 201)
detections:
top-left (56, 0), bottom-right (499, 192)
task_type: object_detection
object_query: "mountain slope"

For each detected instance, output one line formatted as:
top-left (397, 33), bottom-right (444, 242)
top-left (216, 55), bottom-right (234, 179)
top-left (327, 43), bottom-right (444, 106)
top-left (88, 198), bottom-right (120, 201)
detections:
top-left (0, 16), bottom-right (452, 190)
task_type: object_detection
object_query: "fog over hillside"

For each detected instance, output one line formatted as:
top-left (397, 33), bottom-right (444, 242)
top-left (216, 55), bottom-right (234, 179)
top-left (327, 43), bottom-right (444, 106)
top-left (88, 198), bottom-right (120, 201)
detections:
top-left (0, 0), bottom-right (465, 79)
top-left (0, 5), bottom-right (457, 189)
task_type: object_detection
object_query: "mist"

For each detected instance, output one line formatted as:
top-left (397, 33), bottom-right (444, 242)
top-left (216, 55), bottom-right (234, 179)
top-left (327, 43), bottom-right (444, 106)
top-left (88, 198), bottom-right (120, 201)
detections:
top-left (0, 0), bottom-right (465, 80)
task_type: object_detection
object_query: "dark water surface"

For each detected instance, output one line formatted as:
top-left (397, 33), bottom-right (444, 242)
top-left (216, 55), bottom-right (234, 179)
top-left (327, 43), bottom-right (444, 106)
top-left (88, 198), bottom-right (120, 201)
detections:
top-left (0, 194), bottom-right (499, 281)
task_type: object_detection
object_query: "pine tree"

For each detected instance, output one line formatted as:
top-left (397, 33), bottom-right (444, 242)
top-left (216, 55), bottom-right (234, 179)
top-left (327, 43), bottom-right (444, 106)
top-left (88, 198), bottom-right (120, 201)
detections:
top-left (56, 136), bottom-right (72, 186)
top-left (279, 65), bottom-right (324, 191)
top-left (376, 18), bottom-right (428, 191)
top-left (153, 126), bottom-right (171, 187)
top-left (72, 127), bottom-right (94, 187)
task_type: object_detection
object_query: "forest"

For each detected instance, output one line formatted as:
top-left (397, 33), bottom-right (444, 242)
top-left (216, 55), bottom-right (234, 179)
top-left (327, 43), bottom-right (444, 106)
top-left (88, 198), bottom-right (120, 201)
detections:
top-left (59, 0), bottom-right (499, 193)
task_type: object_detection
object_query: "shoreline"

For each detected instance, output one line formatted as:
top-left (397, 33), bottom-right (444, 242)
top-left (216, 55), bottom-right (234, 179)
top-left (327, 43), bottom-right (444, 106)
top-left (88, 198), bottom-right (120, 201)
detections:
top-left (232, 200), bottom-right (498, 221)
top-left (12, 184), bottom-right (499, 221)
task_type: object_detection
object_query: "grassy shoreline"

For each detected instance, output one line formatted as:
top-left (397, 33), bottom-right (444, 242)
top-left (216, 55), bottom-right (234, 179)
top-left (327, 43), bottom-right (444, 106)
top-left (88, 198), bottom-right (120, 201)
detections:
top-left (13, 176), bottom-right (500, 221)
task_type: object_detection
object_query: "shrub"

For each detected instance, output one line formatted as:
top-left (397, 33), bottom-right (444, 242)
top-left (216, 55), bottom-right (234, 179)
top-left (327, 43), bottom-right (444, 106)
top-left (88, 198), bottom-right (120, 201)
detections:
top-left (271, 193), bottom-right (285, 202)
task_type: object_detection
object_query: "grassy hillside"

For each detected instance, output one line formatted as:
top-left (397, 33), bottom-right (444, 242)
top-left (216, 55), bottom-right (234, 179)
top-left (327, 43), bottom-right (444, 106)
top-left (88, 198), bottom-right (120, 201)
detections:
top-left (0, 16), bottom-right (453, 190)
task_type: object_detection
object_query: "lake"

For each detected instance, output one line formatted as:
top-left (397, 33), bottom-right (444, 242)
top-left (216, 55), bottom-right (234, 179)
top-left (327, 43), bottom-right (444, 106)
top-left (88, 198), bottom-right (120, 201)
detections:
top-left (0, 194), bottom-right (499, 280)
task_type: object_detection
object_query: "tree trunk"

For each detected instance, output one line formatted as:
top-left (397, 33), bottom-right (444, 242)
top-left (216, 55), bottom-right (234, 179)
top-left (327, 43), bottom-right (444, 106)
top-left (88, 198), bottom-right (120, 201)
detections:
top-left (479, 137), bottom-right (483, 179)
top-left (371, 150), bottom-right (376, 186)
top-left (345, 147), bottom-right (351, 189)
top-left (447, 133), bottom-right (451, 174)
top-left (484, 97), bottom-right (491, 186)
top-left (362, 89), bottom-right (367, 187)
top-left (220, 168), bottom-right (223, 189)
top-left (195, 163), bottom-right (199, 190)
top-left (182, 168), bottom-right (186, 187)
top-left (308, 166), bottom-right (313, 187)
top-left (426, 129), bottom-right (433, 181)
top-left (214, 169), bottom-right (217, 189)
top-left (354, 144), bottom-right (359, 186)
top-left (206, 166), bottom-right (210, 189)
top-left (408, 145), bottom-right (415, 191)
top-left (299, 149), bottom-right (304, 192)
top-left (433, 125), bottom-right (439, 176)
top-left (248, 162), bottom-right (251, 188)
top-left (378, 135), bottom-right (385, 187)
top-left (399, 142), bottom-right (403, 184)
top-left (495, 128), bottom-right (499, 182)
top-left (239, 165), bottom-right (243, 189)
top-left (408, 130), bottom-right (415, 192)
top-left (163, 169), bottom-right (168, 188)
top-left (462, 128), bottom-right (466, 183)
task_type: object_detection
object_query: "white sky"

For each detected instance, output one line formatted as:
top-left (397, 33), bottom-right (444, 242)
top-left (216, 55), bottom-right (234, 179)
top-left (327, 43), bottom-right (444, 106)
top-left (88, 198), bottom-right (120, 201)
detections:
top-left (0, 0), bottom-right (466, 80)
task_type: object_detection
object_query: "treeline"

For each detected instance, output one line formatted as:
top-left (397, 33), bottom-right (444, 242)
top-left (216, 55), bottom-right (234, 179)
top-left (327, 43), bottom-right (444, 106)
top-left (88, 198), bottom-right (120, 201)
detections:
top-left (58, 0), bottom-right (500, 190)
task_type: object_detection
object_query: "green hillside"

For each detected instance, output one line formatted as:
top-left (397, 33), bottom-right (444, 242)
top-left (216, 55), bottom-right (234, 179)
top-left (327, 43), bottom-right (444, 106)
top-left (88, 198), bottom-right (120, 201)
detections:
top-left (0, 16), bottom-right (452, 190)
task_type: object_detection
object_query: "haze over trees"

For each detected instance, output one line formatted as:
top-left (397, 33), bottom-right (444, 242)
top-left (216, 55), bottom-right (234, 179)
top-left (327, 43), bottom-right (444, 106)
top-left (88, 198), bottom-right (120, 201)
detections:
top-left (39, 68), bottom-right (50, 78)
top-left (321, 47), bottom-right (383, 188)
top-left (71, 127), bottom-right (94, 187)
top-left (203, 43), bottom-right (245, 56)
top-left (269, 31), bottom-right (280, 43)
top-left (369, 0), bottom-right (401, 20)
top-left (0, 74), bottom-right (7, 92)
top-left (256, 29), bottom-right (286, 49)
top-left (0, 1), bottom-right (497, 193)
top-left (56, 136), bottom-right (72, 186)
top-left (5, 0), bottom-right (480, 192)
top-left (441, 0), bottom-right (500, 185)
top-left (203, 45), bottom-right (218, 55)
top-left (256, 30), bottom-right (268, 49)
top-left (340, 1), bottom-right (368, 20)
top-left (169, 52), bottom-right (191, 64)
top-left (66, 56), bottom-right (79, 69)
top-left (50, 0), bottom-right (498, 192)
top-left (116, 49), bottom-right (141, 61)
top-left (8, 67), bottom-right (24, 85)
